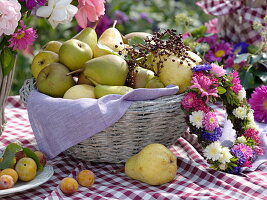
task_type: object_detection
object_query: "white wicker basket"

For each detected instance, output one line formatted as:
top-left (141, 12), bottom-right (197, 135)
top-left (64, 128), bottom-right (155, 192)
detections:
top-left (20, 78), bottom-right (186, 163)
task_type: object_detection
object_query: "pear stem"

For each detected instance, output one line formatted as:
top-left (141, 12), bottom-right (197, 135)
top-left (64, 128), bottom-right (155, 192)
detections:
top-left (92, 18), bottom-right (101, 30)
top-left (66, 68), bottom-right (83, 76)
top-left (112, 20), bottom-right (117, 28)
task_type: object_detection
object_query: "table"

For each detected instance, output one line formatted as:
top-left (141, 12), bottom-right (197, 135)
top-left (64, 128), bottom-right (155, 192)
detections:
top-left (1, 96), bottom-right (267, 200)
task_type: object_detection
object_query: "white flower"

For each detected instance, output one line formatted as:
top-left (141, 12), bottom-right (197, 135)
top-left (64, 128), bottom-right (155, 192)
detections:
top-left (36, 0), bottom-right (78, 28)
top-left (189, 110), bottom-right (204, 128)
top-left (203, 141), bottom-right (222, 161)
top-left (237, 88), bottom-right (246, 101)
top-left (218, 147), bottom-right (232, 164)
top-left (237, 136), bottom-right (247, 143)
top-left (219, 163), bottom-right (227, 170)
top-left (232, 107), bottom-right (247, 119)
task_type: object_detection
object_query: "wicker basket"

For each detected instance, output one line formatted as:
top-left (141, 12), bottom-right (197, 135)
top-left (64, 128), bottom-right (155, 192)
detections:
top-left (20, 78), bottom-right (186, 163)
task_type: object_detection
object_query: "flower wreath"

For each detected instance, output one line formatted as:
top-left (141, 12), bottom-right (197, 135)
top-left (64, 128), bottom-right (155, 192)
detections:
top-left (181, 63), bottom-right (263, 174)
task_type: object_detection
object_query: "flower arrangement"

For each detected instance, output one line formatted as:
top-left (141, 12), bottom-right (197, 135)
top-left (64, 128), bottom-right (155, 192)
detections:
top-left (181, 63), bottom-right (263, 174)
top-left (0, 0), bottom-right (105, 76)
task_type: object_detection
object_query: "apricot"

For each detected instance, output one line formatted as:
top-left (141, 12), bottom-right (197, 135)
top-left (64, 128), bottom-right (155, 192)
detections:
top-left (15, 157), bottom-right (37, 181)
top-left (34, 151), bottom-right (47, 167)
top-left (0, 175), bottom-right (14, 189)
top-left (77, 170), bottom-right (95, 187)
top-left (0, 168), bottom-right (18, 184)
top-left (60, 177), bottom-right (79, 195)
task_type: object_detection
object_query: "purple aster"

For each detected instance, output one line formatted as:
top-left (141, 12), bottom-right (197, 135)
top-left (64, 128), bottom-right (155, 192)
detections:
top-left (231, 149), bottom-right (246, 166)
top-left (205, 42), bottom-right (233, 62)
top-left (201, 127), bottom-right (222, 142)
top-left (227, 166), bottom-right (241, 174)
top-left (192, 64), bottom-right (212, 72)
top-left (234, 42), bottom-right (249, 54)
top-left (203, 112), bottom-right (219, 131)
top-left (114, 10), bottom-right (129, 24)
top-left (249, 85), bottom-right (267, 123)
top-left (231, 71), bottom-right (242, 94)
top-left (21, 0), bottom-right (46, 10)
top-left (223, 55), bottom-right (234, 68)
top-left (140, 13), bottom-right (154, 24)
top-left (197, 34), bottom-right (219, 46)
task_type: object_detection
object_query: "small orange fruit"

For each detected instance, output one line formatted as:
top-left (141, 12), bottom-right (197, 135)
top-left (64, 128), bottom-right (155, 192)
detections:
top-left (60, 177), bottom-right (78, 195)
top-left (77, 170), bottom-right (95, 187)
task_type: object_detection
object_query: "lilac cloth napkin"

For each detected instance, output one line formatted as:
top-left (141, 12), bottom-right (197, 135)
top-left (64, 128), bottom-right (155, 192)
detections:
top-left (27, 86), bottom-right (179, 159)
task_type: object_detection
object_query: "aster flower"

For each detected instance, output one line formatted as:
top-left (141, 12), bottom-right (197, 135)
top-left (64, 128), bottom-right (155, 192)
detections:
top-left (244, 128), bottom-right (261, 145)
top-left (191, 72), bottom-right (218, 101)
top-left (203, 141), bottom-right (222, 161)
top-left (21, 0), bottom-right (46, 10)
top-left (210, 63), bottom-right (226, 77)
top-left (181, 92), bottom-right (199, 110)
top-left (232, 144), bottom-right (253, 165)
top-left (231, 149), bottom-right (246, 166)
top-left (219, 147), bottom-right (233, 164)
top-left (203, 112), bottom-right (219, 131)
top-left (8, 21), bottom-right (37, 51)
top-left (205, 18), bottom-right (219, 34)
top-left (230, 71), bottom-right (242, 94)
top-left (197, 34), bottom-right (218, 46)
top-left (227, 166), bottom-right (241, 174)
top-left (189, 110), bottom-right (205, 129)
top-left (205, 42), bottom-right (233, 62)
top-left (223, 55), bottom-right (234, 68)
top-left (236, 136), bottom-right (247, 144)
top-left (249, 85), bottom-right (267, 123)
top-left (201, 127), bottom-right (222, 142)
top-left (192, 64), bottom-right (212, 72)
top-left (234, 42), bottom-right (249, 54)
top-left (114, 10), bottom-right (129, 24)
top-left (237, 88), bottom-right (246, 101)
top-left (232, 106), bottom-right (247, 120)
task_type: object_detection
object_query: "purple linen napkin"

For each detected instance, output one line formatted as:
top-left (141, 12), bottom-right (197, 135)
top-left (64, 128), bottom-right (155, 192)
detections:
top-left (27, 86), bottom-right (179, 159)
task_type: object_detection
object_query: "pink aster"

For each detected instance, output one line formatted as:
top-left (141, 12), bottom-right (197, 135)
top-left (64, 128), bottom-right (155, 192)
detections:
top-left (210, 63), bottom-right (226, 77)
top-left (203, 112), bottom-right (219, 131)
top-left (205, 42), bottom-right (233, 62)
top-left (205, 18), bottom-right (219, 34)
top-left (181, 92), bottom-right (200, 110)
top-left (8, 21), bottom-right (37, 51)
top-left (244, 128), bottom-right (261, 145)
top-left (232, 143), bottom-right (253, 167)
top-left (230, 71), bottom-right (242, 94)
top-left (197, 34), bottom-right (219, 46)
top-left (249, 85), bottom-right (267, 123)
top-left (191, 72), bottom-right (218, 102)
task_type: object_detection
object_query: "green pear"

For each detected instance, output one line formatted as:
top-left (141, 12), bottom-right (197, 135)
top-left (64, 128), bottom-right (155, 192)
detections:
top-left (59, 39), bottom-right (93, 71)
top-left (63, 84), bottom-right (95, 99)
top-left (145, 78), bottom-right (164, 88)
top-left (77, 73), bottom-right (94, 86)
top-left (31, 51), bottom-right (59, 79)
top-left (43, 41), bottom-right (62, 54)
top-left (125, 144), bottom-right (177, 186)
top-left (36, 63), bottom-right (75, 98)
top-left (93, 22), bottom-right (125, 57)
top-left (73, 27), bottom-right (97, 52)
top-left (133, 66), bottom-right (155, 88)
top-left (124, 32), bottom-right (152, 43)
top-left (95, 85), bottom-right (133, 98)
top-left (83, 54), bottom-right (129, 86)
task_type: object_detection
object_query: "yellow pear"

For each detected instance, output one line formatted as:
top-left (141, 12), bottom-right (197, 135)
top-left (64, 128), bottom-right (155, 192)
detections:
top-left (125, 144), bottom-right (177, 186)
top-left (94, 85), bottom-right (133, 98)
top-left (43, 41), bottom-right (62, 54)
top-left (31, 51), bottom-right (59, 79)
top-left (63, 84), bottom-right (95, 99)
top-left (93, 21), bottom-right (124, 57)
top-left (73, 27), bottom-right (97, 52)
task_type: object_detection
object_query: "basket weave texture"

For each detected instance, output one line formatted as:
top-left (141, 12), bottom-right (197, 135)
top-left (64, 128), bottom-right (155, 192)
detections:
top-left (20, 78), bottom-right (186, 163)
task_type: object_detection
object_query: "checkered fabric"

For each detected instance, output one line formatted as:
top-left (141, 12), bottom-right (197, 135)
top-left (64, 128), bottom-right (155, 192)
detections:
top-left (196, 0), bottom-right (267, 44)
top-left (1, 96), bottom-right (267, 200)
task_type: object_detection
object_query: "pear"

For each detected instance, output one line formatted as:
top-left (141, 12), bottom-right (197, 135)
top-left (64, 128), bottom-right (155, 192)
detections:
top-left (36, 63), bottom-right (75, 98)
top-left (133, 66), bottom-right (155, 88)
top-left (124, 32), bottom-right (152, 43)
top-left (83, 54), bottom-right (129, 86)
top-left (77, 73), bottom-right (94, 86)
top-left (125, 144), bottom-right (177, 186)
top-left (145, 78), bottom-right (164, 88)
top-left (95, 85), bottom-right (133, 98)
top-left (93, 21), bottom-right (125, 57)
top-left (31, 51), bottom-right (59, 79)
top-left (73, 27), bottom-right (97, 52)
top-left (43, 41), bottom-right (62, 54)
top-left (59, 39), bottom-right (93, 71)
top-left (63, 84), bottom-right (95, 99)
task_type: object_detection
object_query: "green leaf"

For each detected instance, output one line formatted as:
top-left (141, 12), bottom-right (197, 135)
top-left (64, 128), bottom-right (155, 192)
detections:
top-left (0, 143), bottom-right (22, 169)
top-left (22, 148), bottom-right (43, 171)
top-left (190, 26), bottom-right (207, 38)
top-left (128, 36), bottom-right (145, 46)
top-left (239, 71), bottom-right (255, 89)
top-left (218, 86), bottom-right (226, 94)
top-left (234, 53), bottom-right (250, 64)
top-left (250, 55), bottom-right (262, 64)
top-left (247, 45), bottom-right (259, 54)
top-left (0, 48), bottom-right (16, 76)
top-left (96, 43), bottom-right (119, 56)
top-left (255, 71), bottom-right (267, 83)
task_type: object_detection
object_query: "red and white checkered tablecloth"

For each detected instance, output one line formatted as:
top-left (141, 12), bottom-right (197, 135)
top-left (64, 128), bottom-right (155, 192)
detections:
top-left (1, 96), bottom-right (267, 200)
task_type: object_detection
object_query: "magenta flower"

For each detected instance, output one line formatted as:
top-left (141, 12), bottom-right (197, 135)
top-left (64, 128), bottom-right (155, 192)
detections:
top-left (197, 34), bottom-right (218, 46)
top-left (191, 72), bottom-right (218, 102)
top-left (181, 92), bottom-right (199, 110)
top-left (205, 42), bottom-right (233, 62)
top-left (223, 55), bottom-right (234, 68)
top-left (8, 21), bottom-right (37, 51)
top-left (210, 63), bottom-right (226, 77)
top-left (205, 18), bottom-right (219, 34)
top-left (244, 128), bottom-right (261, 145)
top-left (21, 0), bottom-right (46, 10)
top-left (232, 143), bottom-right (253, 167)
top-left (249, 85), bottom-right (267, 123)
top-left (203, 112), bottom-right (219, 131)
top-left (230, 71), bottom-right (242, 95)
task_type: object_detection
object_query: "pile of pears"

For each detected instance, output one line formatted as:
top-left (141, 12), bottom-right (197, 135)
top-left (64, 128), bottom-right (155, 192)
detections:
top-left (32, 21), bottom-right (202, 100)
